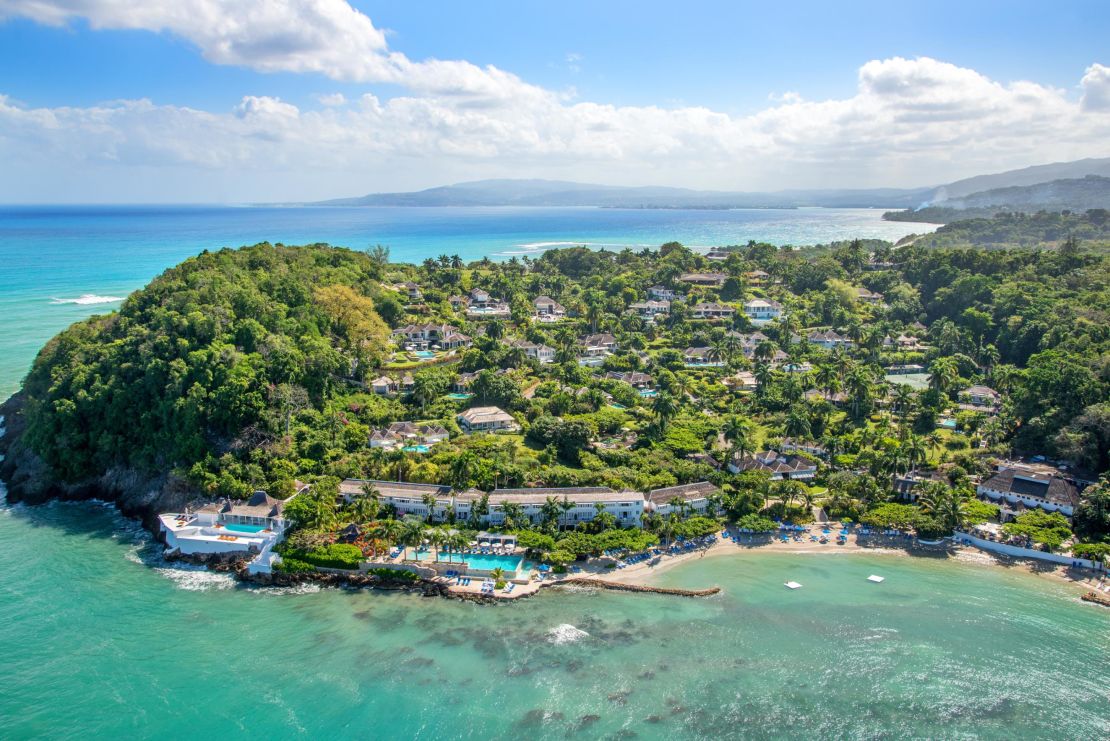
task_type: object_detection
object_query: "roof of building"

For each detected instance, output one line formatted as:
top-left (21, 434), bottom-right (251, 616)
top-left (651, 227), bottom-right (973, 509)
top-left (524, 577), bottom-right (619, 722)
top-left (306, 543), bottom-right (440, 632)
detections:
top-left (647, 481), bottom-right (720, 505)
top-left (581, 333), bottom-right (618, 346)
top-left (490, 487), bottom-right (644, 505)
top-left (339, 479), bottom-right (453, 499)
top-left (224, 490), bottom-right (289, 518)
top-left (744, 298), bottom-right (784, 310)
top-left (732, 451), bottom-right (817, 475)
top-left (458, 406), bottom-right (515, 424)
top-left (979, 468), bottom-right (1079, 508)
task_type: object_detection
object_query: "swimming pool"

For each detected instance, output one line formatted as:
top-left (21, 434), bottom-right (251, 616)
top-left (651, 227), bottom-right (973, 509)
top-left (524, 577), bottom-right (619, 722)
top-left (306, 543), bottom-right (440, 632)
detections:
top-left (639, 389), bottom-right (658, 397)
top-left (412, 550), bottom-right (524, 572)
top-left (414, 350), bottom-right (436, 359)
top-left (402, 444), bottom-right (430, 453)
top-left (446, 392), bottom-right (473, 400)
top-left (222, 523), bottom-right (268, 533)
top-left (938, 418), bottom-right (957, 429)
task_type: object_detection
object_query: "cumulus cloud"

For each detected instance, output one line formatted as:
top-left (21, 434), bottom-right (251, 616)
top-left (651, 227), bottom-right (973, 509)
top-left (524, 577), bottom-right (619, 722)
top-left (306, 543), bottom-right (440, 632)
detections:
top-left (0, 1), bottom-right (1108, 201)
top-left (1080, 63), bottom-right (1110, 112)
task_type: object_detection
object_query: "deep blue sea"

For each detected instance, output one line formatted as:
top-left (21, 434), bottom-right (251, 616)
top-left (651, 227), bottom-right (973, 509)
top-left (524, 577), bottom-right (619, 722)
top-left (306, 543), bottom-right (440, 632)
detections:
top-left (0, 205), bottom-right (932, 398)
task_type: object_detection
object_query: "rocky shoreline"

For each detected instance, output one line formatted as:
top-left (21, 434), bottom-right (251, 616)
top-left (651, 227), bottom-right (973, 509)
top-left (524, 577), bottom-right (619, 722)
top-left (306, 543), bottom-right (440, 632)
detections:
top-left (1, 392), bottom-right (192, 533)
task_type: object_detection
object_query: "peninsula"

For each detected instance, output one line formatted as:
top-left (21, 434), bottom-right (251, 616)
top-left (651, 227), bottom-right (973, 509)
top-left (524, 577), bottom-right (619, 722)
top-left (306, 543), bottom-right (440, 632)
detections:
top-left (2, 235), bottom-right (1108, 599)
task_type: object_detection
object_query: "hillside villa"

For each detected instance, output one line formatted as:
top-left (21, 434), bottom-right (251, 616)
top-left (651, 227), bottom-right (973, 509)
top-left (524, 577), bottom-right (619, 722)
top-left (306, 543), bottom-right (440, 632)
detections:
top-left (457, 406), bottom-right (518, 432)
top-left (743, 298), bottom-right (785, 324)
top-left (679, 271), bottom-right (727, 287)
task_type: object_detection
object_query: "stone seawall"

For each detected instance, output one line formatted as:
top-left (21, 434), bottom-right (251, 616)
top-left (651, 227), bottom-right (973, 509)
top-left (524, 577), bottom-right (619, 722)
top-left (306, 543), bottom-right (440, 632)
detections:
top-left (555, 578), bottom-right (721, 597)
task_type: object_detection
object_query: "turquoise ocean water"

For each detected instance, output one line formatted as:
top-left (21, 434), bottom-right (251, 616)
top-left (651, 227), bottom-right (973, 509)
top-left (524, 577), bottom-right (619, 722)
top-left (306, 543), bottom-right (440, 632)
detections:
top-left (5, 205), bottom-right (1108, 739)
top-left (0, 205), bottom-right (929, 398)
top-left (0, 502), bottom-right (1106, 739)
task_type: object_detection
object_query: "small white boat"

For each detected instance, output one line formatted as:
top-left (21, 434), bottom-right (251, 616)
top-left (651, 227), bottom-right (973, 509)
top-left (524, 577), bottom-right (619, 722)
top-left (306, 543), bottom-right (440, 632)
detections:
top-left (784, 581), bottom-right (802, 589)
top-left (867, 575), bottom-right (885, 583)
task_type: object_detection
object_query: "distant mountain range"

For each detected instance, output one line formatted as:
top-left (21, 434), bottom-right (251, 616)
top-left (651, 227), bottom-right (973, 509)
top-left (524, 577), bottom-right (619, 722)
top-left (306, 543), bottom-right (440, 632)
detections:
top-left (309, 157), bottom-right (1110, 212)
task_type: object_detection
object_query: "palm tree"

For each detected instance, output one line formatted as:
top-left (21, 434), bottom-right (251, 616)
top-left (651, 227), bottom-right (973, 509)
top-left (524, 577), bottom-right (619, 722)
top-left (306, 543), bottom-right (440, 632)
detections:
top-left (927, 356), bottom-right (959, 396)
top-left (753, 361), bottom-right (774, 397)
top-left (892, 384), bottom-right (916, 429)
top-left (426, 528), bottom-right (445, 562)
top-left (919, 481), bottom-right (964, 533)
top-left (722, 415), bottom-right (754, 463)
top-left (399, 519), bottom-right (426, 559)
top-left (421, 492), bottom-right (438, 523)
top-left (785, 406), bottom-right (811, 439)
top-left (652, 392), bottom-right (679, 432)
top-left (905, 435), bottom-right (928, 474)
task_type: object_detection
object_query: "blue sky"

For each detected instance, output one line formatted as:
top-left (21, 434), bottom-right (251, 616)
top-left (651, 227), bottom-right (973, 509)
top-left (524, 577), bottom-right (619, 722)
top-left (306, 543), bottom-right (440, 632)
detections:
top-left (0, 0), bottom-right (1108, 202)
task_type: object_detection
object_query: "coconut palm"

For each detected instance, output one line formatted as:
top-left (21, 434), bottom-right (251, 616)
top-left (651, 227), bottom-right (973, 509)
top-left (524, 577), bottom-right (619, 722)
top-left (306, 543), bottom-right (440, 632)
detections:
top-left (722, 415), bottom-right (754, 463)
top-left (927, 356), bottom-right (959, 396)
top-left (919, 481), bottom-right (965, 533)
top-left (652, 391), bottom-right (679, 432)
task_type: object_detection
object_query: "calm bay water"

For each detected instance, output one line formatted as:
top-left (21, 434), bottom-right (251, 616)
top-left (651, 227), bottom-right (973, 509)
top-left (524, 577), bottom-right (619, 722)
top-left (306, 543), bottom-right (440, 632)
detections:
top-left (0, 501), bottom-right (1106, 740)
top-left (0, 205), bottom-right (931, 398)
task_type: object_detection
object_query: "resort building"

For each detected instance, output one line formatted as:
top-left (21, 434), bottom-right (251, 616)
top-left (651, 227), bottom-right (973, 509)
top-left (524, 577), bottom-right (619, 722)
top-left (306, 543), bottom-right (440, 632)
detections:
top-left (959, 385), bottom-right (1002, 413)
top-left (448, 294), bottom-right (469, 310)
top-left (745, 270), bottom-right (771, 286)
top-left (467, 302), bottom-right (511, 319)
top-left (158, 486), bottom-right (307, 572)
top-left (369, 422), bottom-right (450, 450)
top-left (976, 464), bottom-right (1080, 518)
top-left (469, 287), bottom-right (492, 304)
top-left (883, 334), bottom-right (926, 351)
top-left (724, 370), bottom-right (758, 391)
top-left (629, 299), bottom-right (671, 319)
top-left (457, 406), bottom-right (518, 432)
top-left (806, 329), bottom-right (854, 350)
top-left (691, 302), bottom-right (735, 320)
top-left (728, 450), bottom-right (818, 479)
top-left (393, 323), bottom-right (471, 350)
top-left (606, 371), bottom-right (653, 388)
top-left (488, 487), bottom-right (645, 528)
top-left (507, 339), bottom-right (556, 363)
top-left (779, 438), bottom-right (828, 458)
top-left (340, 479), bottom-right (458, 520)
top-left (532, 296), bottom-right (566, 318)
top-left (648, 285), bottom-right (677, 301)
top-left (684, 347), bottom-right (724, 367)
top-left (679, 272), bottom-right (727, 287)
top-left (371, 376), bottom-right (400, 396)
top-left (647, 482), bottom-right (720, 517)
top-left (856, 286), bottom-right (884, 304)
top-left (395, 281), bottom-right (423, 302)
top-left (743, 299), bottom-right (785, 324)
top-left (578, 333), bottom-right (618, 366)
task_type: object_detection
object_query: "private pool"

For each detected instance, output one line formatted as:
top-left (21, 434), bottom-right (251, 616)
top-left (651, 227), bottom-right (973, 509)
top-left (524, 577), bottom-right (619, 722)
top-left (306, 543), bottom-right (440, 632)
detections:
top-left (222, 523), bottom-right (268, 533)
top-left (938, 418), bottom-right (958, 429)
top-left (639, 389), bottom-right (658, 397)
top-left (447, 392), bottom-right (473, 400)
top-left (402, 444), bottom-right (431, 453)
top-left (414, 350), bottom-right (436, 359)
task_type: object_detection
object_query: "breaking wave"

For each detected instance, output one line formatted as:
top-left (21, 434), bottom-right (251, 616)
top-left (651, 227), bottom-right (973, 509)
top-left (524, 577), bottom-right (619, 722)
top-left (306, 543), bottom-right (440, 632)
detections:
top-left (50, 294), bottom-right (124, 305)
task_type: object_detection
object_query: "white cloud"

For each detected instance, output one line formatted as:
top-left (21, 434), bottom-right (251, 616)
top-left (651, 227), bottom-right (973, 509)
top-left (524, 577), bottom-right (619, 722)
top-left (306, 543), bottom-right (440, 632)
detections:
top-left (0, 1), bottom-right (1108, 201)
top-left (316, 92), bottom-right (346, 107)
top-left (1080, 63), bottom-right (1110, 112)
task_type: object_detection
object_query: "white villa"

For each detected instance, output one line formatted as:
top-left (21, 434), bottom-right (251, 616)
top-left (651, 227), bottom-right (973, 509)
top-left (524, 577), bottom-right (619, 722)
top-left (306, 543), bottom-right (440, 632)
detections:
top-left (369, 422), bottom-right (450, 450)
top-left (629, 299), bottom-right (671, 319)
top-left (679, 272), bottom-right (727, 287)
top-left (743, 299), bottom-right (785, 324)
top-left (578, 332), bottom-right (618, 366)
top-left (458, 406), bottom-right (518, 432)
top-left (646, 481), bottom-right (720, 516)
top-left (508, 339), bottom-right (556, 363)
top-left (158, 485), bottom-right (307, 573)
top-left (684, 347), bottom-right (724, 367)
top-left (976, 464), bottom-right (1080, 518)
top-left (806, 329), bottom-right (854, 350)
top-left (648, 285), bottom-right (677, 301)
top-left (393, 323), bottom-right (471, 350)
top-left (488, 487), bottom-right (645, 528)
top-left (691, 302), bottom-right (735, 320)
top-left (532, 296), bottom-right (566, 318)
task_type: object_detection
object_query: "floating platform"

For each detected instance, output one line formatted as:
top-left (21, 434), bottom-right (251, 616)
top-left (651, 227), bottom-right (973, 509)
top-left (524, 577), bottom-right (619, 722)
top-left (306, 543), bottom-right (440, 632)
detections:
top-left (867, 575), bottom-right (885, 583)
top-left (784, 581), bottom-right (802, 589)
